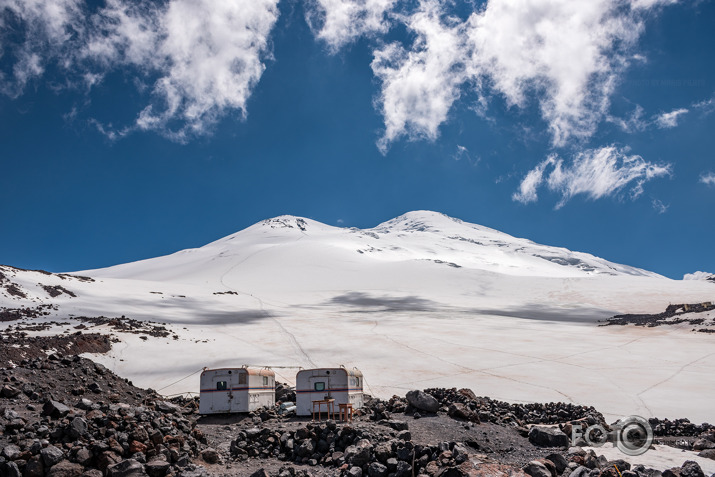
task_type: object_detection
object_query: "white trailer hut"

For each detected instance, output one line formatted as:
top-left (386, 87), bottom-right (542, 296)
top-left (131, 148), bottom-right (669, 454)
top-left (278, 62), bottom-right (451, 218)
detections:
top-left (295, 367), bottom-right (363, 416)
top-left (199, 367), bottom-right (275, 414)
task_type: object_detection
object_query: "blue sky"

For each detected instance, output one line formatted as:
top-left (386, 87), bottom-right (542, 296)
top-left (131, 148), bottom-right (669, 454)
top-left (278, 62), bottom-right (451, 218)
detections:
top-left (1, 0), bottom-right (714, 279)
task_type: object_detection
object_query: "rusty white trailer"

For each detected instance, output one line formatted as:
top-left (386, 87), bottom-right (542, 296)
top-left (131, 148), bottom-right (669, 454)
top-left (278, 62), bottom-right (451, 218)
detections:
top-left (295, 367), bottom-right (363, 416)
top-left (199, 367), bottom-right (275, 414)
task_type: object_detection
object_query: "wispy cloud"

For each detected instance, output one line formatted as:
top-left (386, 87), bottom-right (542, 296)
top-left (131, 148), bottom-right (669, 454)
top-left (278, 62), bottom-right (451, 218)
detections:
top-left (305, 0), bottom-right (396, 52)
top-left (513, 146), bottom-right (672, 208)
top-left (609, 105), bottom-right (690, 132)
top-left (1, 0), bottom-right (280, 140)
top-left (371, 0), bottom-right (466, 153)
top-left (701, 172), bottom-right (715, 186)
top-left (368, 0), bottom-right (677, 152)
top-left (654, 108), bottom-right (689, 129)
top-left (651, 198), bottom-right (669, 214)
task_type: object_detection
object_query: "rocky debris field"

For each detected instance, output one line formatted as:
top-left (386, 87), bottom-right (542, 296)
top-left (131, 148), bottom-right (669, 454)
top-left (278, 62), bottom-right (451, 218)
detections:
top-left (602, 303), bottom-right (715, 332)
top-left (2, 352), bottom-right (715, 477)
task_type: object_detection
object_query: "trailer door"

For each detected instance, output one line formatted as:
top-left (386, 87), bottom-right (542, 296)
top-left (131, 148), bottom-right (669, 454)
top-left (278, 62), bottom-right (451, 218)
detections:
top-left (211, 372), bottom-right (233, 413)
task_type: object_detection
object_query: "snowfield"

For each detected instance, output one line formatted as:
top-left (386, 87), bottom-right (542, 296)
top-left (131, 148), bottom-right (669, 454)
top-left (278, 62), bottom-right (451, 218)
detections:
top-left (2, 211), bottom-right (713, 424)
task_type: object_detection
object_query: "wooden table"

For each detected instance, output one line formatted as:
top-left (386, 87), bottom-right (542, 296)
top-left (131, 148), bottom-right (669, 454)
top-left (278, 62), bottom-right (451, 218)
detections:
top-left (312, 398), bottom-right (335, 421)
top-left (338, 403), bottom-right (354, 422)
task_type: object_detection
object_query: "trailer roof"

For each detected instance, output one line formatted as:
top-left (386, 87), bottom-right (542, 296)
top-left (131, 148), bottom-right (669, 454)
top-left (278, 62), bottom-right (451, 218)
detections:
top-left (201, 367), bottom-right (275, 377)
top-left (296, 367), bottom-right (362, 378)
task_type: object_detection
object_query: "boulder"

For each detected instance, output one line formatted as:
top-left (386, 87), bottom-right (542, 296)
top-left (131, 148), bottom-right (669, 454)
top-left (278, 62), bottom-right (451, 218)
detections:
top-left (680, 461), bottom-right (705, 477)
top-left (698, 449), bottom-right (715, 460)
top-left (524, 461), bottom-right (553, 477)
top-left (41, 445), bottom-right (66, 467)
top-left (694, 439), bottom-right (715, 451)
top-left (406, 390), bottom-right (439, 413)
top-left (42, 400), bottom-right (71, 418)
top-left (529, 427), bottom-right (570, 448)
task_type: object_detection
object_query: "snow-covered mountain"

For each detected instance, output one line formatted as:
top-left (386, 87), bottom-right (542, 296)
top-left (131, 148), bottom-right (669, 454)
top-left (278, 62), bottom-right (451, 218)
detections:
top-left (83, 211), bottom-right (660, 284)
top-left (2, 211), bottom-right (714, 423)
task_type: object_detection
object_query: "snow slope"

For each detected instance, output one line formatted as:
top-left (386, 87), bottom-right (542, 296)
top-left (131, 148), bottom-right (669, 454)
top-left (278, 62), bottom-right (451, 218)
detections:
top-left (2, 211), bottom-right (714, 424)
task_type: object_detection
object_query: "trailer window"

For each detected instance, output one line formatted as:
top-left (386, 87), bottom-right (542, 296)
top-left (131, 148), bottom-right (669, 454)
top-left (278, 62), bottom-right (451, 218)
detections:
top-left (239, 373), bottom-right (247, 385)
top-left (216, 381), bottom-right (227, 391)
top-left (314, 382), bottom-right (325, 392)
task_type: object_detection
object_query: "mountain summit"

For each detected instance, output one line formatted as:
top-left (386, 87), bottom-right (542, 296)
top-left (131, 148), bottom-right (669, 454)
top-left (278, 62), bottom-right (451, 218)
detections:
top-left (83, 210), bottom-right (660, 283)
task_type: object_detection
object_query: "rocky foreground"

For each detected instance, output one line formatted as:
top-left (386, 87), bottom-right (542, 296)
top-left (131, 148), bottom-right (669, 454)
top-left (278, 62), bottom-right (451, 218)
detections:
top-left (1, 347), bottom-right (715, 477)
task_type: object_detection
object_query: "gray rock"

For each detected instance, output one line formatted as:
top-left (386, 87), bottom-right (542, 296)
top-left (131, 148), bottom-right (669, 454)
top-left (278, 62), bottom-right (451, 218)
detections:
top-left (107, 459), bottom-right (148, 477)
top-left (295, 439), bottom-right (316, 458)
top-left (345, 439), bottom-right (372, 467)
top-left (46, 460), bottom-right (84, 477)
top-left (405, 390), bottom-right (439, 413)
top-left (347, 467), bottom-right (363, 477)
top-left (698, 449), bottom-right (715, 460)
top-left (41, 445), bottom-right (65, 467)
top-left (368, 461), bottom-right (389, 477)
top-left (681, 461), bottom-right (705, 477)
top-left (529, 426), bottom-right (570, 448)
top-left (386, 419), bottom-right (409, 431)
top-left (546, 453), bottom-right (568, 474)
top-left (69, 417), bottom-right (88, 438)
top-left (76, 398), bottom-right (94, 410)
top-left (395, 461), bottom-right (412, 477)
top-left (155, 401), bottom-right (180, 414)
top-left (145, 459), bottom-right (170, 477)
top-left (1, 444), bottom-right (21, 460)
top-left (200, 448), bottom-right (219, 464)
top-left (42, 400), bottom-right (71, 418)
top-left (569, 466), bottom-right (591, 477)
top-left (0, 385), bottom-right (21, 398)
top-left (524, 460), bottom-right (552, 477)
top-left (694, 439), bottom-right (715, 451)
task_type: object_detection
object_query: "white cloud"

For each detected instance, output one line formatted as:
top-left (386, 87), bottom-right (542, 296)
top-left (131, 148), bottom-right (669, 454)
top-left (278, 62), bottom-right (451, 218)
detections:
top-left (655, 108), bottom-right (688, 128)
top-left (513, 146), bottom-right (672, 208)
top-left (370, 0), bottom-right (674, 151)
top-left (306, 0), bottom-right (396, 52)
top-left (135, 0), bottom-right (280, 139)
top-left (701, 172), bottom-right (715, 186)
top-left (683, 271), bottom-right (714, 281)
top-left (1, 0), bottom-right (280, 139)
top-left (371, 0), bottom-right (467, 153)
top-left (465, 0), bottom-right (645, 147)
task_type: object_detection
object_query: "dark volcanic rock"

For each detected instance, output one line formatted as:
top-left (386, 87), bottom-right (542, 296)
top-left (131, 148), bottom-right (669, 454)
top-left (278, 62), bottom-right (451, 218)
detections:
top-left (529, 427), bottom-right (570, 448)
top-left (406, 390), bottom-right (440, 413)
